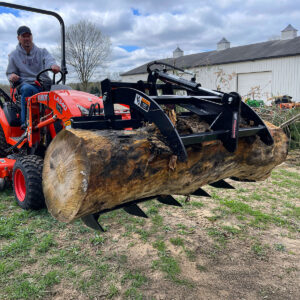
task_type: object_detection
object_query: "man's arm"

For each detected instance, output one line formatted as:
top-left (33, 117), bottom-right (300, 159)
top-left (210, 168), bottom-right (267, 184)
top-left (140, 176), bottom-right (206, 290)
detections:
top-left (43, 49), bottom-right (60, 73)
top-left (6, 54), bottom-right (20, 83)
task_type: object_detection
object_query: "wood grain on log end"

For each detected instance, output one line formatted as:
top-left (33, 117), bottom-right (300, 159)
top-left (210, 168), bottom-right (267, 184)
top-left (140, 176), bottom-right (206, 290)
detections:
top-left (43, 129), bottom-right (91, 222)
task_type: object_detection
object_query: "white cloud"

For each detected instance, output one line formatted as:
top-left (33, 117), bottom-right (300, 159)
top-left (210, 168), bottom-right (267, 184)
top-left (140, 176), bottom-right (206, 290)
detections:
top-left (0, 0), bottom-right (300, 83)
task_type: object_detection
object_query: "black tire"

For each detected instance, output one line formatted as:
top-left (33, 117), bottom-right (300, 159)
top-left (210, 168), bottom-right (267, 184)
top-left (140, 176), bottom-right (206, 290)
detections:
top-left (12, 155), bottom-right (45, 210)
top-left (0, 178), bottom-right (6, 191)
top-left (0, 124), bottom-right (9, 157)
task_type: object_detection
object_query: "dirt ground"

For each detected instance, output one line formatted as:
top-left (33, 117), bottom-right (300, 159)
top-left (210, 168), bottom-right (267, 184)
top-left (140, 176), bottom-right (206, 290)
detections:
top-left (0, 151), bottom-right (299, 300)
top-left (51, 150), bottom-right (299, 300)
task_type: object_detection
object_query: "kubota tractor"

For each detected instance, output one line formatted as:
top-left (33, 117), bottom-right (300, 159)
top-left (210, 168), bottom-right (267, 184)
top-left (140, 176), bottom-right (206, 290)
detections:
top-left (0, 2), bottom-right (275, 231)
top-left (0, 2), bottom-right (131, 210)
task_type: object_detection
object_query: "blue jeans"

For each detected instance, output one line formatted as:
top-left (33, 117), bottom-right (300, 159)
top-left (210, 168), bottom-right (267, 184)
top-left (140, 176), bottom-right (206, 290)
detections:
top-left (20, 84), bottom-right (41, 125)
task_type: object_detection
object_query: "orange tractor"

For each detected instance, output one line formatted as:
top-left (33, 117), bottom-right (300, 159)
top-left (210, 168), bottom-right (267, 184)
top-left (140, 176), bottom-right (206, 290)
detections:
top-left (0, 2), bottom-right (274, 230)
top-left (0, 2), bottom-right (131, 210)
top-left (274, 95), bottom-right (300, 109)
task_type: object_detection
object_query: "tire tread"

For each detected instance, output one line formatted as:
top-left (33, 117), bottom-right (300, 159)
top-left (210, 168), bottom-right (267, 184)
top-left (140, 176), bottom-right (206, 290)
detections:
top-left (13, 155), bottom-right (45, 210)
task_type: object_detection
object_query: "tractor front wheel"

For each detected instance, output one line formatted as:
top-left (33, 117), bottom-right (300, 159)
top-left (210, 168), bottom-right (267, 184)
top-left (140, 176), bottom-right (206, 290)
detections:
top-left (13, 155), bottom-right (45, 210)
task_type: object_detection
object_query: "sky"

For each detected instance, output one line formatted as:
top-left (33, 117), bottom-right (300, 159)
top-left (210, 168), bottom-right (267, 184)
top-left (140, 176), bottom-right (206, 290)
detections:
top-left (0, 0), bottom-right (300, 84)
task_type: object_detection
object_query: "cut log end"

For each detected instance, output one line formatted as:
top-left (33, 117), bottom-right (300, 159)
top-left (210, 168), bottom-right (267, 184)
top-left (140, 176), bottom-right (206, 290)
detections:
top-left (43, 129), bottom-right (91, 222)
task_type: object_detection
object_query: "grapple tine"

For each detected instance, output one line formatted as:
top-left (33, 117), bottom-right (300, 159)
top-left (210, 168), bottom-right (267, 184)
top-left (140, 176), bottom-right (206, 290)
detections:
top-left (209, 180), bottom-right (235, 189)
top-left (81, 213), bottom-right (105, 231)
top-left (231, 177), bottom-right (255, 182)
top-left (123, 204), bottom-right (148, 218)
top-left (191, 188), bottom-right (211, 197)
top-left (157, 195), bottom-right (182, 207)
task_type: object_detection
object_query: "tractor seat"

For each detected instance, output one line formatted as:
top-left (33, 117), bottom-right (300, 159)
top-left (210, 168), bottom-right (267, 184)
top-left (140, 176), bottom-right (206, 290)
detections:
top-left (10, 85), bottom-right (22, 109)
top-left (3, 102), bottom-right (21, 127)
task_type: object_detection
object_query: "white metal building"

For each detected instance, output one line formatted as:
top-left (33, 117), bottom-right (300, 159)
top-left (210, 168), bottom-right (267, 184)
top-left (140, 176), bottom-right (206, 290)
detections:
top-left (121, 25), bottom-right (300, 102)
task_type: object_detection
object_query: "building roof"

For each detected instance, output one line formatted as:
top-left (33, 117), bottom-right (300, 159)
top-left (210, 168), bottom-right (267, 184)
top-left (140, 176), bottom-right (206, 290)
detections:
top-left (121, 36), bottom-right (300, 76)
top-left (174, 46), bottom-right (183, 52)
top-left (282, 24), bottom-right (297, 32)
top-left (218, 37), bottom-right (229, 44)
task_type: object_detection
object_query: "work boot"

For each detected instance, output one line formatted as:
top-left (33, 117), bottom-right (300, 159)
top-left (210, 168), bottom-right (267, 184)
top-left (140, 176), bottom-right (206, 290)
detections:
top-left (21, 123), bottom-right (27, 131)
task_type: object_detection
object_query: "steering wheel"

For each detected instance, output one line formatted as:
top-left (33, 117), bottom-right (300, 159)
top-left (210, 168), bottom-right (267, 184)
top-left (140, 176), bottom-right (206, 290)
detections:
top-left (36, 68), bottom-right (63, 87)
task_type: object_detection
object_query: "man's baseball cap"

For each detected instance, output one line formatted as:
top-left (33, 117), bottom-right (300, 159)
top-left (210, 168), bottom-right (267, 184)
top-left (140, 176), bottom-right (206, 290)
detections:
top-left (17, 26), bottom-right (32, 36)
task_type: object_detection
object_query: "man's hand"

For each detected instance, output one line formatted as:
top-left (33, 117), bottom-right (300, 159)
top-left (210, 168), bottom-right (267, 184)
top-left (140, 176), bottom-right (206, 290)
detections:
top-left (9, 73), bottom-right (20, 83)
top-left (51, 65), bottom-right (61, 74)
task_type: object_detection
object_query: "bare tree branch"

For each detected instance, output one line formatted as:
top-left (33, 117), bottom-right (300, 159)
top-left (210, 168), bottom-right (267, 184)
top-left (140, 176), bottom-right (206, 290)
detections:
top-left (65, 20), bottom-right (111, 91)
top-left (280, 113), bottom-right (300, 128)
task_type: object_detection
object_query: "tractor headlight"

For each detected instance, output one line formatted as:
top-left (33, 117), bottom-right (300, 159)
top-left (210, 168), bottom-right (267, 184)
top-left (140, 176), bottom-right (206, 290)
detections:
top-left (77, 104), bottom-right (89, 116)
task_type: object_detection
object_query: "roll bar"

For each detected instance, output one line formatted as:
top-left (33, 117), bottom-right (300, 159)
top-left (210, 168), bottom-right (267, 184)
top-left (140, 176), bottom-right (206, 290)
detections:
top-left (0, 2), bottom-right (68, 84)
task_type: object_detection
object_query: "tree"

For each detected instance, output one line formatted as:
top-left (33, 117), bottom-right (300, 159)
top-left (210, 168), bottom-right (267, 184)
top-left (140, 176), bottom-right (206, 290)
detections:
top-left (65, 20), bottom-right (111, 91)
top-left (90, 86), bottom-right (98, 95)
top-left (75, 83), bottom-right (81, 91)
top-left (93, 86), bottom-right (100, 95)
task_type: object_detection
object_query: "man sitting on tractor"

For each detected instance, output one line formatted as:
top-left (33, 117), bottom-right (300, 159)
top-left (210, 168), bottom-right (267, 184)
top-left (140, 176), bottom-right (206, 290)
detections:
top-left (6, 25), bottom-right (60, 129)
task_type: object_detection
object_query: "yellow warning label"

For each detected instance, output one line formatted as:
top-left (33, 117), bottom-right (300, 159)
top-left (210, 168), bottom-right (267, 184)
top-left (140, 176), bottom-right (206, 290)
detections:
top-left (134, 94), bottom-right (150, 112)
top-left (141, 98), bottom-right (150, 106)
top-left (64, 120), bottom-right (71, 127)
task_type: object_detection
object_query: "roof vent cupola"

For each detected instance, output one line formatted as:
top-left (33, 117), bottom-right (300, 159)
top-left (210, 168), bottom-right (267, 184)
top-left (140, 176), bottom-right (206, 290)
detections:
top-left (173, 46), bottom-right (184, 58)
top-left (217, 37), bottom-right (230, 51)
top-left (281, 24), bottom-right (297, 40)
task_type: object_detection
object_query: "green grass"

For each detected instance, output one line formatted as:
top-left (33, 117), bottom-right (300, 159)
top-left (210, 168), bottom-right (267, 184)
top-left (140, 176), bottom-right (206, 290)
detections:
top-left (151, 215), bottom-right (164, 227)
top-left (121, 271), bottom-right (147, 299)
top-left (0, 159), bottom-right (298, 299)
top-left (219, 199), bottom-right (290, 228)
top-left (35, 233), bottom-right (57, 253)
top-left (3, 270), bottom-right (61, 300)
top-left (185, 249), bottom-right (196, 261)
top-left (196, 264), bottom-right (207, 272)
top-left (251, 242), bottom-right (270, 258)
top-left (152, 253), bottom-right (181, 281)
top-left (274, 243), bottom-right (286, 252)
top-left (170, 237), bottom-right (185, 247)
top-left (121, 271), bottom-right (148, 288)
top-left (90, 234), bottom-right (106, 245)
top-left (0, 260), bottom-right (22, 278)
top-left (276, 169), bottom-right (300, 181)
top-left (176, 223), bottom-right (195, 235)
top-left (151, 234), bottom-right (193, 286)
top-left (221, 225), bottom-right (242, 235)
top-left (108, 284), bottom-right (119, 298)
top-left (124, 287), bottom-right (143, 299)
top-left (0, 231), bottom-right (33, 258)
top-left (153, 239), bottom-right (166, 252)
top-left (40, 270), bottom-right (61, 287)
top-left (47, 250), bottom-right (68, 266)
top-left (5, 278), bottom-right (40, 300)
top-left (207, 227), bottom-right (227, 246)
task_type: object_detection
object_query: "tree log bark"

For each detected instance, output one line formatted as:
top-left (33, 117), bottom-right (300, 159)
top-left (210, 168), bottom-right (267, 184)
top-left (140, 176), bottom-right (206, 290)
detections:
top-left (43, 121), bottom-right (288, 223)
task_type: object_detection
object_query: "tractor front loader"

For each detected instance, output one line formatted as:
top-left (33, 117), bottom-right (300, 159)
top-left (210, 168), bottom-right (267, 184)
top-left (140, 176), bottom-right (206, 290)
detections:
top-left (0, 2), bottom-right (288, 231)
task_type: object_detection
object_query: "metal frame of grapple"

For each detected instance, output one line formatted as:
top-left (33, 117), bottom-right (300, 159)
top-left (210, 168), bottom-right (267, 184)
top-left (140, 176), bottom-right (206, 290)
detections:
top-left (72, 61), bottom-right (274, 162)
top-left (72, 61), bottom-right (274, 230)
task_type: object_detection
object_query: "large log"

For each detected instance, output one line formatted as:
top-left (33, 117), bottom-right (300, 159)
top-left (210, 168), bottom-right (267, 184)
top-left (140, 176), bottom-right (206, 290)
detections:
top-left (43, 121), bottom-right (288, 223)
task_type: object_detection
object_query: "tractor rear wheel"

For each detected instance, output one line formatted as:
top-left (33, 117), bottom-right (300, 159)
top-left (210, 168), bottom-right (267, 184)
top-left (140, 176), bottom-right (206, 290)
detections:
top-left (12, 155), bottom-right (45, 210)
top-left (0, 124), bottom-right (9, 157)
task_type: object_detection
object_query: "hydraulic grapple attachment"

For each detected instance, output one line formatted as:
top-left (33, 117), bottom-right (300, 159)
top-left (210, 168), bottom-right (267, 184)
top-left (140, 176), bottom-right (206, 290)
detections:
top-left (72, 61), bottom-right (273, 162)
top-left (0, 2), bottom-right (282, 232)
top-left (71, 61), bottom-right (274, 230)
